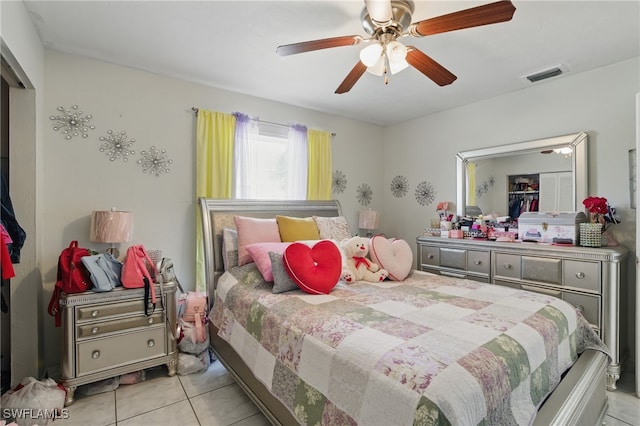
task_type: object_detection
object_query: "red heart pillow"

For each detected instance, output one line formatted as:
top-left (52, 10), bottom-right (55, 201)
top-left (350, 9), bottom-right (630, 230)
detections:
top-left (283, 240), bottom-right (341, 294)
top-left (369, 236), bottom-right (413, 281)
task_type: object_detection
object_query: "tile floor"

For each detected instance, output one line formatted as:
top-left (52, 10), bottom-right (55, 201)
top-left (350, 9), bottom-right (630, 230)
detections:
top-left (53, 358), bottom-right (639, 426)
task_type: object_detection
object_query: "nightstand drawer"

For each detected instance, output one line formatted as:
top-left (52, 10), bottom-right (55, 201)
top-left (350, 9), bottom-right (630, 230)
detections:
top-left (564, 260), bottom-right (600, 293)
top-left (76, 327), bottom-right (166, 376)
top-left (76, 312), bottom-right (165, 339)
top-left (76, 300), bottom-right (151, 322)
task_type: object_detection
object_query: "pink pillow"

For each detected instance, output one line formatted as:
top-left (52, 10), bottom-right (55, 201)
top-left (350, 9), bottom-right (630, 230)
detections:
top-left (369, 235), bottom-right (413, 281)
top-left (234, 216), bottom-right (281, 266)
top-left (246, 242), bottom-right (291, 282)
top-left (283, 240), bottom-right (341, 295)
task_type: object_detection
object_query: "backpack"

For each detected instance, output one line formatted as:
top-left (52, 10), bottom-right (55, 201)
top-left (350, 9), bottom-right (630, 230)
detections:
top-left (121, 245), bottom-right (158, 316)
top-left (48, 241), bottom-right (92, 327)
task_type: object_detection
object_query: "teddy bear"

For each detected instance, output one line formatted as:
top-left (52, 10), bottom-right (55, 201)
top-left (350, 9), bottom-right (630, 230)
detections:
top-left (340, 236), bottom-right (388, 283)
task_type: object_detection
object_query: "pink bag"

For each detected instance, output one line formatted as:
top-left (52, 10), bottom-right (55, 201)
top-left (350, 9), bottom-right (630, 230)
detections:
top-left (178, 292), bottom-right (208, 343)
top-left (122, 245), bottom-right (158, 315)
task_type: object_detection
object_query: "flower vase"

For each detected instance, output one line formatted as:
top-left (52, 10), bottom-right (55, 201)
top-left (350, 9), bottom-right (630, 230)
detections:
top-left (579, 223), bottom-right (603, 247)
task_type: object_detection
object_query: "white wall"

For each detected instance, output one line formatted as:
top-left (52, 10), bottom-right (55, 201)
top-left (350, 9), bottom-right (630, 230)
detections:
top-left (382, 56), bottom-right (639, 368)
top-left (1, 0), bottom-right (46, 384)
top-left (41, 50), bottom-right (385, 371)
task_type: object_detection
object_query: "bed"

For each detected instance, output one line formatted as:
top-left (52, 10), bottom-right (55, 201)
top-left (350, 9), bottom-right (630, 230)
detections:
top-left (198, 198), bottom-right (610, 425)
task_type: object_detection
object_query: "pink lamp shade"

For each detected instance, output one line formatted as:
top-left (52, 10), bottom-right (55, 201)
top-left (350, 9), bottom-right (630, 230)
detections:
top-left (90, 210), bottom-right (134, 244)
top-left (358, 210), bottom-right (379, 231)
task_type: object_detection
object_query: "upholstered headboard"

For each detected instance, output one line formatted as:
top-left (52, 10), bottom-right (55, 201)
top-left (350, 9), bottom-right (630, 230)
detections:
top-left (198, 198), bottom-right (343, 298)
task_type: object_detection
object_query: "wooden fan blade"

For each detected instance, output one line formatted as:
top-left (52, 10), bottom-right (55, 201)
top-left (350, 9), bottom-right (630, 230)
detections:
top-left (335, 61), bottom-right (367, 94)
top-left (410, 0), bottom-right (516, 37)
top-left (365, 0), bottom-right (393, 25)
top-left (406, 46), bottom-right (457, 86)
top-left (276, 35), bottom-right (363, 56)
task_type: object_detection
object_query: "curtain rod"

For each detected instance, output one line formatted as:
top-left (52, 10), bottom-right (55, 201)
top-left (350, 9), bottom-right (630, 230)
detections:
top-left (191, 107), bottom-right (336, 136)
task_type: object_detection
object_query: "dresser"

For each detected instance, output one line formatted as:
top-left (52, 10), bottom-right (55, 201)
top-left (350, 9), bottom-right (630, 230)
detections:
top-left (59, 282), bottom-right (178, 406)
top-left (416, 236), bottom-right (630, 391)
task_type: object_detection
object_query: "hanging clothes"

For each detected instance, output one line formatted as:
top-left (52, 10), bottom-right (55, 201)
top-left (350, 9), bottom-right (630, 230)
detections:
top-left (0, 224), bottom-right (14, 280)
top-left (1, 175), bottom-right (26, 263)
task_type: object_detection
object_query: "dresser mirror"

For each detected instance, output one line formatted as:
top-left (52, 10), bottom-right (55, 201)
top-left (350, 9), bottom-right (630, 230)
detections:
top-left (456, 132), bottom-right (588, 218)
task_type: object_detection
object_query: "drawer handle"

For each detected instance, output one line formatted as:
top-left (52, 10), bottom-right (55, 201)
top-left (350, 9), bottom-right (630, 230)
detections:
top-left (474, 260), bottom-right (482, 265)
top-left (91, 350), bottom-right (100, 359)
top-left (575, 272), bottom-right (586, 279)
top-left (91, 327), bottom-right (99, 334)
top-left (503, 263), bottom-right (512, 270)
top-left (427, 254), bottom-right (434, 259)
top-left (91, 310), bottom-right (99, 317)
top-left (148, 317), bottom-right (154, 324)
top-left (574, 304), bottom-right (584, 313)
top-left (147, 339), bottom-right (155, 348)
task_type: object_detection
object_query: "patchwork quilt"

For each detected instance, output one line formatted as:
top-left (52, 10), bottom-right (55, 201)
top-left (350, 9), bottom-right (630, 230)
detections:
top-left (212, 265), bottom-right (608, 426)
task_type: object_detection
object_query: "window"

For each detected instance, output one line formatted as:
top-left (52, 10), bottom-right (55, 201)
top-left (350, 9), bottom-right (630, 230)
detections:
top-left (234, 120), bottom-right (307, 200)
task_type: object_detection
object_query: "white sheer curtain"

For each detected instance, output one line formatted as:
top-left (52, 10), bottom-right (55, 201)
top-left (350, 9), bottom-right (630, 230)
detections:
top-left (287, 124), bottom-right (308, 200)
top-left (233, 112), bottom-right (259, 199)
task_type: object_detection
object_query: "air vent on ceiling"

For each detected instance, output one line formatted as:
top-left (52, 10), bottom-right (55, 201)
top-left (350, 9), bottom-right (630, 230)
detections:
top-left (523, 65), bottom-right (567, 83)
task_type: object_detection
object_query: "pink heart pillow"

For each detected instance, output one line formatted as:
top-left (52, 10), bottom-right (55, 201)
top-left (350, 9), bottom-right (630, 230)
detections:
top-left (369, 236), bottom-right (413, 281)
top-left (283, 240), bottom-right (341, 294)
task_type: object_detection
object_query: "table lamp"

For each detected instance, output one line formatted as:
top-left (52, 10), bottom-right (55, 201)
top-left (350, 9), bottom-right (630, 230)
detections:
top-left (90, 209), bottom-right (133, 258)
top-left (358, 209), bottom-right (379, 238)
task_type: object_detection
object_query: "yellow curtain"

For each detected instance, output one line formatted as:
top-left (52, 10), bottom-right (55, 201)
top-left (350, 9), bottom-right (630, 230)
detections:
top-left (306, 129), bottom-right (332, 200)
top-left (467, 162), bottom-right (477, 206)
top-left (195, 110), bottom-right (235, 291)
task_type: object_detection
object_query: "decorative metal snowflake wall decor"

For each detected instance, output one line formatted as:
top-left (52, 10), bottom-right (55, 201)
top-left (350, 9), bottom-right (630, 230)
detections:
top-left (415, 181), bottom-right (436, 206)
top-left (99, 130), bottom-right (135, 161)
top-left (50, 105), bottom-right (95, 139)
top-left (137, 146), bottom-right (173, 178)
top-left (390, 175), bottom-right (408, 198)
top-left (356, 183), bottom-right (373, 206)
top-left (332, 170), bottom-right (347, 194)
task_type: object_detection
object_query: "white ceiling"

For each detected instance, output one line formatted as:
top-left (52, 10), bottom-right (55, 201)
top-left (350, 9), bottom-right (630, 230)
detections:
top-left (22, 0), bottom-right (640, 126)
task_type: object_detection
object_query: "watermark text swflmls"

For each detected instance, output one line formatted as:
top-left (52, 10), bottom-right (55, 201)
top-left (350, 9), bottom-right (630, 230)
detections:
top-left (2, 408), bottom-right (70, 421)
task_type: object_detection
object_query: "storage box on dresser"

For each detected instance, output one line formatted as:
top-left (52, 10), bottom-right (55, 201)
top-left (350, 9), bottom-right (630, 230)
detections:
top-left (416, 236), bottom-right (629, 391)
top-left (59, 282), bottom-right (178, 406)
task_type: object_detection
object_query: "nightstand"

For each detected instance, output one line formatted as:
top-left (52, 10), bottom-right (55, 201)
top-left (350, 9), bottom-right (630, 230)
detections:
top-left (59, 282), bottom-right (178, 406)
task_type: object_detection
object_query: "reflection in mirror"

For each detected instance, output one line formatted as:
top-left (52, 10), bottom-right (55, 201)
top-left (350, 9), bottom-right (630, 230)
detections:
top-left (456, 132), bottom-right (588, 218)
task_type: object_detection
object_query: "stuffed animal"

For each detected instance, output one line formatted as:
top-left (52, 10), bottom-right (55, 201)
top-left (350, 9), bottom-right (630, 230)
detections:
top-left (340, 236), bottom-right (388, 283)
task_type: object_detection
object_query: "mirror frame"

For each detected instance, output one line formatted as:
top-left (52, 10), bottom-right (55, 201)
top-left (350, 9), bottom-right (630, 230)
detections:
top-left (456, 132), bottom-right (588, 217)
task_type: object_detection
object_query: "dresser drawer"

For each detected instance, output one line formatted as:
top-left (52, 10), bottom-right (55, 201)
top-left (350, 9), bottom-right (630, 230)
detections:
top-left (522, 256), bottom-right (562, 285)
top-left (76, 312), bottom-right (165, 339)
top-left (564, 260), bottom-right (600, 293)
top-left (76, 299), bottom-right (152, 322)
top-left (520, 284), bottom-right (600, 332)
top-left (420, 246), bottom-right (439, 267)
top-left (440, 248), bottom-right (465, 270)
top-left (563, 291), bottom-right (600, 332)
top-left (467, 250), bottom-right (490, 275)
top-left (494, 253), bottom-right (521, 279)
top-left (76, 326), bottom-right (166, 376)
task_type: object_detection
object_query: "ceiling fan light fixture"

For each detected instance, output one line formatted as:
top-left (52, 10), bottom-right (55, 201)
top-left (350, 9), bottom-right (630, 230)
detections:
top-left (360, 43), bottom-right (383, 67)
top-left (389, 57), bottom-right (409, 74)
top-left (386, 40), bottom-right (407, 62)
top-left (367, 55), bottom-right (386, 76)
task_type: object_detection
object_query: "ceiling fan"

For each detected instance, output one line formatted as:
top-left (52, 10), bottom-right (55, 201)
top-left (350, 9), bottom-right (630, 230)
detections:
top-left (276, 0), bottom-right (516, 94)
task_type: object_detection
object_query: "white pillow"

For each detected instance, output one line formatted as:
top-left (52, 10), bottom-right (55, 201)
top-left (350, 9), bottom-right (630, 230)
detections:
top-left (313, 216), bottom-right (351, 241)
top-left (369, 235), bottom-right (413, 281)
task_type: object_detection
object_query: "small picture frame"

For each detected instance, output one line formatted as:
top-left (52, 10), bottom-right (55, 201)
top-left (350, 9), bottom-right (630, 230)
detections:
top-left (630, 149), bottom-right (637, 209)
